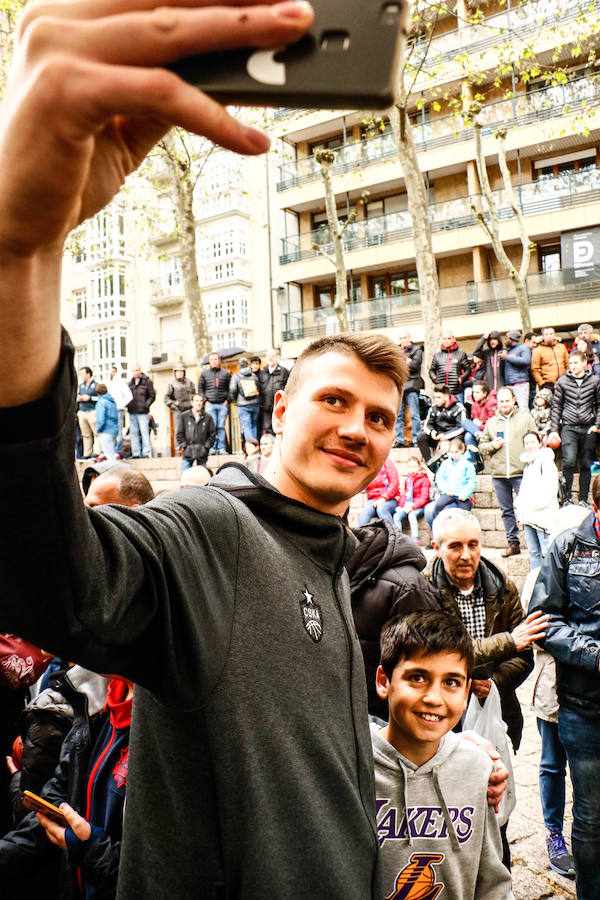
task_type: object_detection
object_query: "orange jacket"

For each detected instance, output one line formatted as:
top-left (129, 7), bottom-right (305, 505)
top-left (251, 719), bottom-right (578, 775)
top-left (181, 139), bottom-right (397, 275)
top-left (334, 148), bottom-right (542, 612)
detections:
top-left (531, 342), bottom-right (569, 387)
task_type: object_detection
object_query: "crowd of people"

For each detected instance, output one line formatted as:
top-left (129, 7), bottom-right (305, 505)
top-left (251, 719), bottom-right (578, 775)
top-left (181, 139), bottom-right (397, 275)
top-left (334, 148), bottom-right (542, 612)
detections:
top-left (75, 348), bottom-right (289, 467)
top-left (1, 3), bottom-right (599, 898)
top-left (362, 323), bottom-right (600, 565)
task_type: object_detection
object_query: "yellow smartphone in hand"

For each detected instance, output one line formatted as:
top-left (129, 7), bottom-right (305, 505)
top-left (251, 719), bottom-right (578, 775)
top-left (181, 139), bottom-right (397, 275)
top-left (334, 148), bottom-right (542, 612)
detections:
top-left (22, 791), bottom-right (68, 826)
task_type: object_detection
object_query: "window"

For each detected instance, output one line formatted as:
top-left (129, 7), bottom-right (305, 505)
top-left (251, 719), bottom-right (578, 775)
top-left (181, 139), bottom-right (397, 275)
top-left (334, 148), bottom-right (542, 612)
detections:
top-left (159, 256), bottom-right (182, 293)
top-left (207, 295), bottom-right (249, 329)
top-left (87, 209), bottom-right (126, 261)
top-left (369, 271), bottom-right (419, 298)
top-left (89, 265), bottom-right (127, 319)
top-left (89, 325), bottom-right (128, 381)
top-left (211, 330), bottom-right (251, 351)
top-left (539, 244), bottom-right (561, 273)
top-left (74, 288), bottom-right (87, 321)
top-left (313, 281), bottom-right (361, 308)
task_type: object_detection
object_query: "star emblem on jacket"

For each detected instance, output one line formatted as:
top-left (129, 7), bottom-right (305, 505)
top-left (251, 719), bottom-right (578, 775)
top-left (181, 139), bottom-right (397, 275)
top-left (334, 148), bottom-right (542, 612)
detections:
top-left (113, 747), bottom-right (129, 790)
top-left (300, 587), bottom-right (323, 643)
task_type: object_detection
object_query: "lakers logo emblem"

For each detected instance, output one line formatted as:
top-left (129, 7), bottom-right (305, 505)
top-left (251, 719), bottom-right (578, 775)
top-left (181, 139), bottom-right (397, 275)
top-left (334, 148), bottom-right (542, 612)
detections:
top-left (387, 853), bottom-right (445, 900)
top-left (300, 587), bottom-right (323, 642)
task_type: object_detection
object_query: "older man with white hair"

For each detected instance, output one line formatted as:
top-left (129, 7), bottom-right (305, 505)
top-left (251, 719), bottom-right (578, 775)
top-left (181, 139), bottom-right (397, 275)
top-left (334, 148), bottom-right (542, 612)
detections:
top-left (428, 507), bottom-right (547, 868)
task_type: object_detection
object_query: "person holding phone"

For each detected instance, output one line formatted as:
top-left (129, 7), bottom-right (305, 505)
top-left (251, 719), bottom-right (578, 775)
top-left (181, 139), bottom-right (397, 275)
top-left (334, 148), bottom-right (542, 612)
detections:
top-left (479, 387), bottom-right (535, 557)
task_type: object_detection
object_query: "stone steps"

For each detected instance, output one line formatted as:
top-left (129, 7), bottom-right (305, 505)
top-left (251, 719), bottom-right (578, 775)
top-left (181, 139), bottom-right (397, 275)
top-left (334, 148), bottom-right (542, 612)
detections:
top-left (76, 449), bottom-right (559, 592)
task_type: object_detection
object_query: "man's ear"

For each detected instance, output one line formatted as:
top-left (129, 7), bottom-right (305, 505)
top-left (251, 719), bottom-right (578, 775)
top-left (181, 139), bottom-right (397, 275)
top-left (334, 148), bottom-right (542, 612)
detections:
top-left (272, 389), bottom-right (288, 436)
top-left (375, 665), bottom-right (390, 700)
top-left (431, 540), bottom-right (440, 555)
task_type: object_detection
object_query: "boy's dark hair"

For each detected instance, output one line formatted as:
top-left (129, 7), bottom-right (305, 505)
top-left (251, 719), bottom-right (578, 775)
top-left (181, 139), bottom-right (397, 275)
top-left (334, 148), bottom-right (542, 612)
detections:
top-left (250, 356), bottom-right (261, 364)
top-left (433, 384), bottom-right (451, 396)
top-left (472, 379), bottom-right (489, 397)
top-left (380, 611), bottom-right (474, 679)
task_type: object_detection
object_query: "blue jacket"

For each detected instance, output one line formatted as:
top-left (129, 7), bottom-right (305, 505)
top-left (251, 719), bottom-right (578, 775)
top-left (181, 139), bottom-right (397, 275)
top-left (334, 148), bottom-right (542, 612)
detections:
top-left (529, 513), bottom-right (600, 718)
top-left (435, 454), bottom-right (477, 500)
top-left (504, 342), bottom-right (531, 385)
top-left (95, 394), bottom-right (118, 436)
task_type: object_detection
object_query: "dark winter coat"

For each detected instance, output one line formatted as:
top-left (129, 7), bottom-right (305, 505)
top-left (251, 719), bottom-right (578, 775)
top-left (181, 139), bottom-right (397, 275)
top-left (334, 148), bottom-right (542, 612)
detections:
top-left (0, 679), bottom-right (129, 900)
top-left (400, 343), bottom-right (423, 394)
top-left (473, 333), bottom-right (505, 393)
top-left (229, 366), bottom-right (260, 407)
top-left (429, 343), bottom-right (471, 395)
top-left (198, 366), bottom-right (231, 404)
top-left (422, 398), bottom-right (466, 439)
top-left (259, 364), bottom-right (289, 412)
top-left (550, 370), bottom-right (600, 431)
top-left (348, 521), bottom-right (440, 718)
top-left (163, 374), bottom-right (196, 413)
top-left (529, 512), bottom-right (600, 718)
top-left (127, 374), bottom-right (155, 414)
top-left (504, 342), bottom-right (532, 386)
top-left (176, 409), bottom-right (216, 463)
top-left (428, 555), bottom-right (533, 749)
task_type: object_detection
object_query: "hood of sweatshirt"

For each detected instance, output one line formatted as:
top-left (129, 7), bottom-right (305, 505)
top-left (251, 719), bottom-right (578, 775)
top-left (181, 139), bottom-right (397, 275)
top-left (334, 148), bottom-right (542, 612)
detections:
top-left (348, 519), bottom-right (427, 591)
top-left (27, 665), bottom-right (110, 719)
top-left (371, 723), bottom-right (469, 850)
top-left (210, 463), bottom-right (357, 573)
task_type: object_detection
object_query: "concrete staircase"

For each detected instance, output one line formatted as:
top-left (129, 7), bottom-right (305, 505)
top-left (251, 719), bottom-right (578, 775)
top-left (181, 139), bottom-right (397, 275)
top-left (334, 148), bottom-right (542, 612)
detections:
top-left (76, 448), bottom-right (554, 592)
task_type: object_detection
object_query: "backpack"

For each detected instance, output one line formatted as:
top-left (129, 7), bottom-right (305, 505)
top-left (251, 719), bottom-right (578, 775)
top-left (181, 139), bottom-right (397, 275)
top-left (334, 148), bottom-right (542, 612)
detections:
top-left (238, 375), bottom-right (259, 400)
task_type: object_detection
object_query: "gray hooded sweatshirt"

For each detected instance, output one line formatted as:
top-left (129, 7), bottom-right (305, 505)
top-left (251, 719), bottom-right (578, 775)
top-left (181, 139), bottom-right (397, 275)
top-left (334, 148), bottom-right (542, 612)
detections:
top-left (371, 723), bottom-right (513, 900)
top-left (0, 332), bottom-right (380, 899)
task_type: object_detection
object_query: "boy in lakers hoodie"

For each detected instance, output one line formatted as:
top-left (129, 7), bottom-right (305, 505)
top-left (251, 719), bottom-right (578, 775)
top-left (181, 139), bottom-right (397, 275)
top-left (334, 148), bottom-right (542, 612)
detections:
top-left (371, 611), bottom-right (513, 900)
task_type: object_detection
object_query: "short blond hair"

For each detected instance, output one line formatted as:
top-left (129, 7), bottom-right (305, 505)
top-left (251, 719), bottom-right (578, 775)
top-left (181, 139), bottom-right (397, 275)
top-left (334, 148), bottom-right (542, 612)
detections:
top-left (286, 333), bottom-right (407, 400)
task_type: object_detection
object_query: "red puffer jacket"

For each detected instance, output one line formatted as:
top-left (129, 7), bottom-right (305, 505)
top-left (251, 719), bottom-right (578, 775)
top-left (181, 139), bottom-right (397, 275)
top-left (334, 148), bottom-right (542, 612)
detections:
top-left (396, 472), bottom-right (431, 510)
top-left (364, 459), bottom-right (399, 501)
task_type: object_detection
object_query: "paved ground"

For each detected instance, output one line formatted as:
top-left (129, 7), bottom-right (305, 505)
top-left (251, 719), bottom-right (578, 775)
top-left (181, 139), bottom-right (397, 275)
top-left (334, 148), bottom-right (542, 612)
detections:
top-left (509, 679), bottom-right (577, 899)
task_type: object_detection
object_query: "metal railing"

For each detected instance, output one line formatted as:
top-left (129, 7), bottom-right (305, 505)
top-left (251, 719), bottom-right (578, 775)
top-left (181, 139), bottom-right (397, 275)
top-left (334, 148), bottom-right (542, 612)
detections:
top-left (276, 74), bottom-right (600, 191)
top-left (280, 166), bottom-right (600, 264)
top-left (281, 268), bottom-right (600, 341)
top-left (410, 0), bottom-right (596, 66)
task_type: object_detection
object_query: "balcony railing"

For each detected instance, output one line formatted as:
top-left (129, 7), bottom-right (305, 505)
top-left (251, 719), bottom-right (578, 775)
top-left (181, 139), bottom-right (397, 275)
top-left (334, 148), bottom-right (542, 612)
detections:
top-left (280, 166), bottom-right (600, 264)
top-left (276, 75), bottom-right (600, 191)
top-left (150, 340), bottom-right (186, 365)
top-left (411, 0), bottom-right (596, 66)
top-left (281, 268), bottom-right (600, 341)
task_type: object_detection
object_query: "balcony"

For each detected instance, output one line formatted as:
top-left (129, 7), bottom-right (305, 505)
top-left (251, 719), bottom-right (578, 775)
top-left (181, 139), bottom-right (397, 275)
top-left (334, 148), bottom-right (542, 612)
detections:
top-left (411, 0), bottom-right (595, 67)
top-left (280, 166), bottom-right (600, 264)
top-left (150, 340), bottom-right (186, 367)
top-left (149, 279), bottom-right (185, 308)
top-left (276, 75), bottom-right (600, 192)
top-left (281, 268), bottom-right (600, 341)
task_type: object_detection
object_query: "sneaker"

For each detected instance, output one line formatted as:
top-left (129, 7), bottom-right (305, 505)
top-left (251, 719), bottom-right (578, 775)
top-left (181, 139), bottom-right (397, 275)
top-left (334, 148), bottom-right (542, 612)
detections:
top-left (578, 500), bottom-right (592, 509)
top-left (546, 832), bottom-right (575, 877)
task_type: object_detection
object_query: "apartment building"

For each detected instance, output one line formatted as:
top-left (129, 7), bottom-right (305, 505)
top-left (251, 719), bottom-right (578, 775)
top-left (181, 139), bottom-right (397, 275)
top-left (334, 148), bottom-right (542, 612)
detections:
top-left (61, 147), bottom-right (274, 453)
top-left (269, 0), bottom-right (600, 359)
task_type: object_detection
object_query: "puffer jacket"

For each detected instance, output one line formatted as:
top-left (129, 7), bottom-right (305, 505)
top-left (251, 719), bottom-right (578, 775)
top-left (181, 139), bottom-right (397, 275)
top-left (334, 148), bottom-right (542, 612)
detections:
top-left (396, 472), bottom-right (431, 509)
top-left (529, 512), bottom-right (600, 719)
top-left (422, 397), bottom-right (466, 439)
top-left (95, 393), bottom-right (118, 436)
top-left (435, 453), bottom-right (477, 500)
top-left (473, 333), bottom-right (505, 392)
top-left (163, 372), bottom-right (196, 413)
top-left (479, 407), bottom-right (536, 478)
top-left (8, 666), bottom-right (109, 826)
top-left (514, 446), bottom-right (559, 533)
top-left (364, 459), bottom-right (399, 502)
top-left (198, 366), bottom-right (231, 404)
top-left (347, 520), bottom-right (440, 718)
top-left (550, 369), bottom-right (600, 431)
top-left (428, 555), bottom-right (533, 749)
top-left (429, 343), bottom-right (471, 395)
top-left (401, 343), bottom-right (423, 394)
top-left (531, 342), bottom-right (569, 387)
top-left (228, 366), bottom-right (260, 407)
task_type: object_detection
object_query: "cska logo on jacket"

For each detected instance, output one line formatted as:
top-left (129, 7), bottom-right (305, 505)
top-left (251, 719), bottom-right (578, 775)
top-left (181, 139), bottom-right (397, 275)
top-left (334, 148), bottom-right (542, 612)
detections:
top-left (386, 853), bottom-right (445, 900)
top-left (113, 747), bottom-right (129, 790)
top-left (299, 587), bottom-right (323, 642)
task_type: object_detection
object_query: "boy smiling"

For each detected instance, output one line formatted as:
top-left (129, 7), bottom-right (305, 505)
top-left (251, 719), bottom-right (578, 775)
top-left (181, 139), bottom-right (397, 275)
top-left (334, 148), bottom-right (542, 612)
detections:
top-left (372, 612), bottom-right (513, 900)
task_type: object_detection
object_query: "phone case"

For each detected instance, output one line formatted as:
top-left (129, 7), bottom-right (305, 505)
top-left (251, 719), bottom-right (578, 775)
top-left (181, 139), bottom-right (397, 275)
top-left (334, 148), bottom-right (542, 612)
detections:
top-left (22, 791), bottom-right (68, 825)
top-left (170, 0), bottom-right (403, 109)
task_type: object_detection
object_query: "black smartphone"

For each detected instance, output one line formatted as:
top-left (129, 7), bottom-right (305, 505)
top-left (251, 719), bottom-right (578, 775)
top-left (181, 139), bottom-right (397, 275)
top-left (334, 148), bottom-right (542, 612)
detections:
top-left (170, 0), bottom-right (404, 110)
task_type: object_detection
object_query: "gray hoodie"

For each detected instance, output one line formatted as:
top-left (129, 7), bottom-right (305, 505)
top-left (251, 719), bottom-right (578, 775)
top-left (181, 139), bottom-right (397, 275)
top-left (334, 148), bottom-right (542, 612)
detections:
top-left (371, 723), bottom-right (513, 900)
